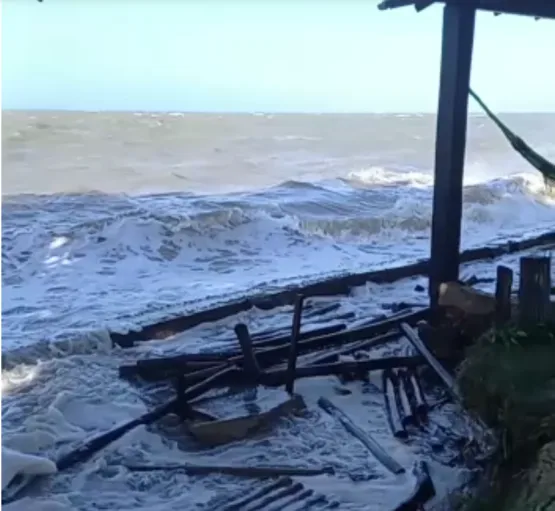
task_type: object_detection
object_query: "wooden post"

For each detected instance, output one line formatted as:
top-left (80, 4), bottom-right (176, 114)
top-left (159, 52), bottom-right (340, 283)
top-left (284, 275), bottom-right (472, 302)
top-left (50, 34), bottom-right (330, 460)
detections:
top-left (495, 265), bottom-right (513, 326)
top-left (429, 4), bottom-right (476, 304)
top-left (518, 256), bottom-right (552, 325)
top-left (286, 294), bottom-right (304, 394)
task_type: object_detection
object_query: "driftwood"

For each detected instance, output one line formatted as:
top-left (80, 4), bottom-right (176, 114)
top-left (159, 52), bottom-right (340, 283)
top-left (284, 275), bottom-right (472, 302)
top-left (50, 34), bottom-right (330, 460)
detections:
top-left (111, 231), bottom-right (555, 347)
top-left (400, 323), bottom-right (461, 402)
top-left (286, 294), bottom-right (304, 394)
top-left (383, 369), bottom-right (407, 439)
top-left (392, 461), bottom-right (435, 511)
top-left (318, 397), bottom-right (405, 474)
top-left (187, 393), bottom-right (306, 446)
top-left (124, 462), bottom-right (332, 477)
top-left (518, 256), bottom-right (552, 324)
top-left (119, 308), bottom-right (429, 382)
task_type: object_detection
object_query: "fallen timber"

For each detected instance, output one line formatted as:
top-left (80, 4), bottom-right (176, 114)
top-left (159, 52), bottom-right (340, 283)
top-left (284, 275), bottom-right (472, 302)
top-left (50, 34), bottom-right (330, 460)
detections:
top-left (123, 463), bottom-right (334, 477)
top-left (111, 230), bottom-right (555, 347)
top-left (119, 307), bottom-right (430, 382)
top-left (383, 369), bottom-right (407, 439)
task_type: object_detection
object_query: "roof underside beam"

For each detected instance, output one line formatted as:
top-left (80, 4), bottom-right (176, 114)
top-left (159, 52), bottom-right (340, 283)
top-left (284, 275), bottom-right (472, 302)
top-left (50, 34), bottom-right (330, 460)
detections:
top-left (378, 0), bottom-right (555, 20)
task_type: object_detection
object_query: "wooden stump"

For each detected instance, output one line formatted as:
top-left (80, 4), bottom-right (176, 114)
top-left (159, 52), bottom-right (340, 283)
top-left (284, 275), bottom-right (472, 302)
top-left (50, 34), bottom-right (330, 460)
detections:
top-left (518, 256), bottom-right (552, 325)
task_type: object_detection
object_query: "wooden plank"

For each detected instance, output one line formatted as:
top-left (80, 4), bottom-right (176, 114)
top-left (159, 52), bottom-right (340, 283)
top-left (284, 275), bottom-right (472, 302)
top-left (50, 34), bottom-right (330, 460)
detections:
top-left (318, 397), bottom-right (405, 474)
top-left (429, 4), bottom-right (476, 302)
top-left (124, 463), bottom-right (332, 478)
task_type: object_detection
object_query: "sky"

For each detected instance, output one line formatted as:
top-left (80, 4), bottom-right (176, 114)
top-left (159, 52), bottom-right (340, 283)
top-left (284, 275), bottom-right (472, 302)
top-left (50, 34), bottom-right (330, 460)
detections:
top-left (2, 0), bottom-right (554, 113)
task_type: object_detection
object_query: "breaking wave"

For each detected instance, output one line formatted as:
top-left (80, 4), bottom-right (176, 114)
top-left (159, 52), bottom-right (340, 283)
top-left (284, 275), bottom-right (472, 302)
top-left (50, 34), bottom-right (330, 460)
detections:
top-left (2, 166), bottom-right (554, 352)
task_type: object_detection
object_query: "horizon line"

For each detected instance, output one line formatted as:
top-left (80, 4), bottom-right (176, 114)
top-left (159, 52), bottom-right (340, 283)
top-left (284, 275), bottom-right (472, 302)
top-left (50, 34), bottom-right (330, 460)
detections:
top-left (4, 108), bottom-right (555, 116)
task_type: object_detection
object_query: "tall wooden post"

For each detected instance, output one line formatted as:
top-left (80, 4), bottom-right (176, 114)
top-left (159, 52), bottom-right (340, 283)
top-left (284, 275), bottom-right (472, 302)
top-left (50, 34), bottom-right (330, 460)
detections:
top-left (429, 4), bottom-right (476, 304)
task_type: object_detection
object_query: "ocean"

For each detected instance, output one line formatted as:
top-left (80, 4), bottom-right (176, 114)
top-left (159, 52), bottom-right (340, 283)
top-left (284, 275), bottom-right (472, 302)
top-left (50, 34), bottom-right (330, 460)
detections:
top-left (2, 111), bottom-right (555, 510)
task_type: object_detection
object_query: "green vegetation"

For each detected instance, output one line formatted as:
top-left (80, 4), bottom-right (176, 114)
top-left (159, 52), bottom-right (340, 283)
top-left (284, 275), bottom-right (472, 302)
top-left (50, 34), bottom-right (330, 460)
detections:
top-left (455, 322), bottom-right (555, 511)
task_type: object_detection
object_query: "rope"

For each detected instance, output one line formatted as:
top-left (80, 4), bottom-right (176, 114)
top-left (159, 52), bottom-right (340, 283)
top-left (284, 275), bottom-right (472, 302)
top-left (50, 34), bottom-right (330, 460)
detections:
top-left (469, 88), bottom-right (555, 184)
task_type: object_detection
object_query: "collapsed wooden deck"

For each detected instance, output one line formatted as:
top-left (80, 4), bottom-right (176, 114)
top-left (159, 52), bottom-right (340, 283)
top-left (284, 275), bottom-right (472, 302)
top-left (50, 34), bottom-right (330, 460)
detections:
top-left (4, 234), bottom-right (554, 509)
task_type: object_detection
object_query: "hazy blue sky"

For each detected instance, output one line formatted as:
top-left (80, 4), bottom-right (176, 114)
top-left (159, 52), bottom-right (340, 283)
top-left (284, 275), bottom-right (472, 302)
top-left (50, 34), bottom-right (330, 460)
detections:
top-left (3, 0), bottom-right (554, 112)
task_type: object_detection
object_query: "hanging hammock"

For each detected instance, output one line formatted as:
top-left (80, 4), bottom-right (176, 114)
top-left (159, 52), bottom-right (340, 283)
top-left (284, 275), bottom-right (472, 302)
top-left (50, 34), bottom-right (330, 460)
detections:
top-left (469, 88), bottom-right (555, 190)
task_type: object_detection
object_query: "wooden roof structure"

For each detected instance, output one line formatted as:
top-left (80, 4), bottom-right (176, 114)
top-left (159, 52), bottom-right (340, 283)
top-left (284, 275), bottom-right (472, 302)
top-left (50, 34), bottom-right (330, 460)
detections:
top-left (378, 0), bottom-right (555, 304)
top-left (378, 0), bottom-right (555, 19)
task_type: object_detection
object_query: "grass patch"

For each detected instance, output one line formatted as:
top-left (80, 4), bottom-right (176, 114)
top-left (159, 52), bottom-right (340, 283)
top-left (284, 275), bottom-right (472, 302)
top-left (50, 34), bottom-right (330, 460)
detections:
top-left (455, 321), bottom-right (555, 510)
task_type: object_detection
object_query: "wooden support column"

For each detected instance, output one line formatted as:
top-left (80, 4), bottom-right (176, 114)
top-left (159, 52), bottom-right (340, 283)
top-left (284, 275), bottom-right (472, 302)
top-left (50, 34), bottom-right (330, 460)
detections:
top-left (429, 4), bottom-right (476, 304)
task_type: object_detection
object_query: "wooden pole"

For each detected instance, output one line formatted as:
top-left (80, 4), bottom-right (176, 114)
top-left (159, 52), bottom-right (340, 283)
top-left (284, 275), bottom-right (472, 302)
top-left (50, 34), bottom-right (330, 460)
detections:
top-left (429, 4), bottom-right (476, 304)
top-left (495, 265), bottom-right (513, 326)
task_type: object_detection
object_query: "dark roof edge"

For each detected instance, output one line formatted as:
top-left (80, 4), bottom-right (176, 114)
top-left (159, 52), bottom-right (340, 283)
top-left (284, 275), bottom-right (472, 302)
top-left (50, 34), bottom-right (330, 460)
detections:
top-left (378, 0), bottom-right (555, 20)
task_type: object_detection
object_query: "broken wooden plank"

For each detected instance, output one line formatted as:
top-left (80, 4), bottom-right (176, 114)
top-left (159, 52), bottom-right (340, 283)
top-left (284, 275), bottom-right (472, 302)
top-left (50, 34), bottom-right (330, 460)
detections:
top-left (394, 370), bottom-right (415, 428)
top-left (235, 323), bottom-right (262, 378)
top-left (187, 392), bottom-right (306, 446)
top-left (382, 369), bottom-right (407, 440)
top-left (400, 322), bottom-right (461, 402)
top-left (318, 397), bottom-right (405, 475)
top-left (120, 308), bottom-right (430, 381)
top-left (402, 369), bottom-right (428, 421)
top-left (286, 294), bottom-right (304, 394)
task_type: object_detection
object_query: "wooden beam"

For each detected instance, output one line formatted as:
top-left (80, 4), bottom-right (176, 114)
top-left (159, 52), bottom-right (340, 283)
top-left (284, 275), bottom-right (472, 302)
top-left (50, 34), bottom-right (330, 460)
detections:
top-left (429, 4), bottom-right (476, 302)
top-left (449, 0), bottom-right (555, 20)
